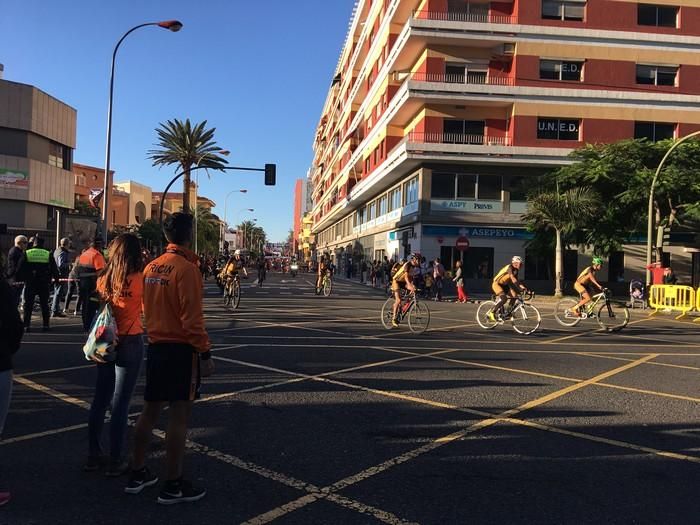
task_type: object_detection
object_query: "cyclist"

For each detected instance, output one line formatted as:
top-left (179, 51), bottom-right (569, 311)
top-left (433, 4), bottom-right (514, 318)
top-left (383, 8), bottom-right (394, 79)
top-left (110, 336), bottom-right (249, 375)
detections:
top-left (390, 253), bottom-right (420, 327)
top-left (316, 255), bottom-right (330, 294)
top-left (220, 250), bottom-right (248, 294)
top-left (570, 257), bottom-right (604, 316)
top-left (489, 256), bottom-right (529, 321)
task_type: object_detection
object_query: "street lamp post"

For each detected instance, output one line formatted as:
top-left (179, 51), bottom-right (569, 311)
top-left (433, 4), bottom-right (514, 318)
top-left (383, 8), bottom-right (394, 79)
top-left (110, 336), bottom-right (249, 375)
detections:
top-left (645, 130), bottom-right (700, 285)
top-left (222, 189), bottom-right (248, 250)
top-left (194, 149), bottom-right (230, 254)
top-left (101, 19), bottom-right (182, 242)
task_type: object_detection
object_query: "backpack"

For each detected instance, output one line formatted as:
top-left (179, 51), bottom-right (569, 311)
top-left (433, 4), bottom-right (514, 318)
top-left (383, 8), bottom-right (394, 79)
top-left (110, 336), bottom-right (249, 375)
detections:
top-left (83, 303), bottom-right (119, 363)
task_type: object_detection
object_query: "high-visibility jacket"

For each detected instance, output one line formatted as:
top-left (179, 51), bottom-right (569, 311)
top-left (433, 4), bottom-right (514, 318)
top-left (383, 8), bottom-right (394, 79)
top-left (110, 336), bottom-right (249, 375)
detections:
top-left (21, 248), bottom-right (59, 283)
top-left (143, 243), bottom-right (210, 354)
top-left (78, 247), bottom-right (106, 276)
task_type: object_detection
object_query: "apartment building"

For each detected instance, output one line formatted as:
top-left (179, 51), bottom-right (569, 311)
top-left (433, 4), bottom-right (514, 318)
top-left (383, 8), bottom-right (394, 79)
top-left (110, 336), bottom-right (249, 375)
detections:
top-left (310, 0), bottom-right (700, 287)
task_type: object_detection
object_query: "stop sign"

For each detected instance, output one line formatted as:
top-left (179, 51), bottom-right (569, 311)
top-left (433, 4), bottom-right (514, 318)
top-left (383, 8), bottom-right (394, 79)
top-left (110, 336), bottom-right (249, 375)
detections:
top-left (455, 236), bottom-right (470, 251)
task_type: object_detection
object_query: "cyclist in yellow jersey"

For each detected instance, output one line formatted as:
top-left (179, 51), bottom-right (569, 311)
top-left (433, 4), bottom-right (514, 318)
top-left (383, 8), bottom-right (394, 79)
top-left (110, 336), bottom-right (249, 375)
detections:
top-left (390, 253), bottom-right (420, 327)
top-left (489, 256), bottom-right (528, 321)
top-left (570, 257), bottom-right (604, 316)
top-left (220, 250), bottom-right (248, 285)
top-left (316, 255), bottom-right (330, 293)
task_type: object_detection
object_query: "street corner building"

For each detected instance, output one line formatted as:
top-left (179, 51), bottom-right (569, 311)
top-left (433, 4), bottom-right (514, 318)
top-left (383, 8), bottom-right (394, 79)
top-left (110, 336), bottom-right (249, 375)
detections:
top-left (309, 0), bottom-right (700, 291)
top-left (0, 72), bottom-right (76, 243)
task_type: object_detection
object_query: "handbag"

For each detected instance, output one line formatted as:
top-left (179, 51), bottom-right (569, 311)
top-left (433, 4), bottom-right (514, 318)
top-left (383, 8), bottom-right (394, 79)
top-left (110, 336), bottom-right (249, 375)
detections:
top-left (83, 303), bottom-right (119, 363)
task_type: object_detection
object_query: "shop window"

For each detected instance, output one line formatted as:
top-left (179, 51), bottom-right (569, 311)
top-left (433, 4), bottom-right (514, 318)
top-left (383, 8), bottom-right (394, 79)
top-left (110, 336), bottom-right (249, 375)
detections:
top-left (465, 248), bottom-right (494, 279)
top-left (636, 64), bottom-right (677, 86)
top-left (608, 251), bottom-right (625, 283)
top-left (634, 122), bottom-right (675, 142)
top-left (542, 0), bottom-right (585, 21)
top-left (638, 4), bottom-right (678, 27)
top-left (537, 118), bottom-right (580, 140)
top-left (539, 59), bottom-right (584, 81)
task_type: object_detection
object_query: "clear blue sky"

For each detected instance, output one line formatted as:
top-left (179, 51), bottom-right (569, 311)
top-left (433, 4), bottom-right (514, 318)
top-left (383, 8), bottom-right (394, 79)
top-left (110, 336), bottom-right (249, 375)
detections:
top-left (1, 0), bottom-right (354, 242)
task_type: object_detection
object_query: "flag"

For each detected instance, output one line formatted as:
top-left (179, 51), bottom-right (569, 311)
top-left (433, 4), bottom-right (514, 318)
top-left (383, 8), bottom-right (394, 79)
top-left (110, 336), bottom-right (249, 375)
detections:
top-left (89, 188), bottom-right (104, 208)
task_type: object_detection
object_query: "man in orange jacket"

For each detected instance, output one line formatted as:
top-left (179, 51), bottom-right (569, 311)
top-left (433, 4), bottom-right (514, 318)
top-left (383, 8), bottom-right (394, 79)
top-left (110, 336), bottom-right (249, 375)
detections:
top-left (127, 213), bottom-right (214, 505)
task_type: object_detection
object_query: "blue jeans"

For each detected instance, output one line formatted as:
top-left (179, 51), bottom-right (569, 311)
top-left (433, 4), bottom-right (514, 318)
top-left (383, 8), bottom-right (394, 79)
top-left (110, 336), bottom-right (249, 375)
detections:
top-left (88, 335), bottom-right (144, 461)
top-left (52, 281), bottom-right (66, 314)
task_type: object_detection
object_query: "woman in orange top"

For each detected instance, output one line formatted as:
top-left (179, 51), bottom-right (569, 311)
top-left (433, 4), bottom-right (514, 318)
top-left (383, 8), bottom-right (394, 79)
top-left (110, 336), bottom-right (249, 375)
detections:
top-left (85, 233), bottom-right (144, 476)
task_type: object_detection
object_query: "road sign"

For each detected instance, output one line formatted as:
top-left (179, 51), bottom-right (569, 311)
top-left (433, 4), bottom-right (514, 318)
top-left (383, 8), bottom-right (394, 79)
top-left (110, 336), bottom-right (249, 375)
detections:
top-left (456, 236), bottom-right (470, 251)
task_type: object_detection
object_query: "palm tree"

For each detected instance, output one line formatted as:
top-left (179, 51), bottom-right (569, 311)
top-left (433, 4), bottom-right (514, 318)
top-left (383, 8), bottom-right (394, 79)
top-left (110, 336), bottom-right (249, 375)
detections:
top-left (523, 187), bottom-right (598, 297)
top-left (148, 118), bottom-right (228, 211)
top-left (194, 205), bottom-right (220, 254)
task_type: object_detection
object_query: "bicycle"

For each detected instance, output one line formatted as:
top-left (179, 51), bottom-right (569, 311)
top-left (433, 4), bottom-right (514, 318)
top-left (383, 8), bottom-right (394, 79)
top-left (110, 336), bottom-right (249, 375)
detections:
top-left (380, 290), bottom-right (431, 334)
top-left (554, 288), bottom-right (629, 332)
top-left (476, 291), bottom-right (541, 335)
top-left (315, 272), bottom-right (332, 297)
top-left (223, 274), bottom-right (241, 309)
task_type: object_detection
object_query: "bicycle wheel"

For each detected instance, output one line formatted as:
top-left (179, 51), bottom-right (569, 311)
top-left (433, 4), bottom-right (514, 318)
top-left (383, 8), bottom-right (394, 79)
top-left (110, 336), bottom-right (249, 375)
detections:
top-left (380, 298), bottom-right (396, 330)
top-left (231, 280), bottom-right (241, 310)
top-left (476, 301), bottom-right (499, 330)
top-left (554, 298), bottom-right (582, 327)
top-left (407, 300), bottom-right (430, 334)
top-left (596, 302), bottom-right (629, 332)
top-left (511, 304), bottom-right (541, 335)
top-left (323, 278), bottom-right (332, 297)
top-left (223, 282), bottom-right (232, 306)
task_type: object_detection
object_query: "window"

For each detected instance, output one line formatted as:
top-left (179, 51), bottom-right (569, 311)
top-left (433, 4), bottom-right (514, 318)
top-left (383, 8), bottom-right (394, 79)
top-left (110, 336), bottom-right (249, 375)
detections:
top-left (49, 142), bottom-right (64, 169)
top-left (634, 122), bottom-right (675, 142)
top-left (457, 174), bottom-right (477, 199)
top-left (443, 120), bottom-right (486, 144)
top-left (477, 176), bottom-right (502, 200)
top-left (378, 194), bottom-right (388, 216)
top-left (638, 4), bottom-right (678, 27)
top-left (542, 0), bottom-right (585, 21)
top-left (537, 118), bottom-right (580, 140)
top-left (432, 173), bottom-right (501, 200)
top-left (404, 177), bottom-right (418, 204)
top-left (636, 64), bottom-right (677, 86)
top-left (445, 63), bottom-right (488, 84)
top-left (506, 176), bottom-right (527, 201)
top-left (389, 187), bottom-right (402, 211)
top-left (540, 59), bottom-right (584, 81)
top-left (368, 201), bottom-right (376, 220)
top-left (432, 173), bottom-right (456, 199)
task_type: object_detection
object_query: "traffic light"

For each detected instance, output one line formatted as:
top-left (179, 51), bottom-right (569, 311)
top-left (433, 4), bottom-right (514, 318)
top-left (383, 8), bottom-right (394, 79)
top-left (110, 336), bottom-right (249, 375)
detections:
top-left (264, 164), bottom-right (276, 186)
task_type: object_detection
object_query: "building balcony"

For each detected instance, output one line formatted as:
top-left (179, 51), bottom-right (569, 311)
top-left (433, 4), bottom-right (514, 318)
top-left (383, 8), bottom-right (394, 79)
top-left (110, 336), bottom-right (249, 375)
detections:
top-left (407, 132), bottom-right (512, 147)
top-left (410, 72), bottom-right (514, 86)
top-left (413, 9), bottom-right (517, 25)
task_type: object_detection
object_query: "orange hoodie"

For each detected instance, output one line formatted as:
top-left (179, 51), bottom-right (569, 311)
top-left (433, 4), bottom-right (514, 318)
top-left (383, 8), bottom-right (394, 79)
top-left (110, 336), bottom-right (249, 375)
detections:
top-left (142, 243), bottom-right (210, 353)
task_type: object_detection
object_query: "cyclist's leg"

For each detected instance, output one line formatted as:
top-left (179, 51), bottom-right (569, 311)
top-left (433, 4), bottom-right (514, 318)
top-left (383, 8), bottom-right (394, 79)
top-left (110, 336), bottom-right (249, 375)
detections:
top-left (391, 284), bottom-right (402, 324)
top-left (507, 285), bottom-right (519, 310)
top-left (491, 284), bottom-right (507, 313)
top-left (572, 282), bottom-right (590, 312)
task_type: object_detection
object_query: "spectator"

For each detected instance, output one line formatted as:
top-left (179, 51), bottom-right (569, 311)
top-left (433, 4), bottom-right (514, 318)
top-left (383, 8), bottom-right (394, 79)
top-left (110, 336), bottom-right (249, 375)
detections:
top-left (645, 262), bottom-right (665, 286)
top-left (64, 256), bottom-right (83, 315)
top-left (6, 235), bottom-right (27, 308)
top-left (663, 267), bottom-right (678, 285)
top-left (257, 257), bottom-right (267, 287)
top-left (0, 269), bottom-right (24, 507)
top-left (127, 213), bottom-right (212, 504)
top-left (361, 259), bottom-right (368, 283)
top-left (85, 234), bottom-right (145, 476)
top-left (77, 238), bottom-right (106, 331)
top-left (433, 258), bottom-right (445, 301)
top-left (453, 260), bottom-right (468, 303)
top-left (52, 238), bottom-right (72, 317)
top-left (18, 236), bottom-right (59, 332)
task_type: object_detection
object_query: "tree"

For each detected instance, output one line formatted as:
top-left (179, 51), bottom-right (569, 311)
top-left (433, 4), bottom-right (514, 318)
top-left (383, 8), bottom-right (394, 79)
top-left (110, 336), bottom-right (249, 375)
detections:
top-left (237, 221), bottom-right (267, 253)
top-left (523, 187), bottom-right (598, 297)
top-left (148, 119), bottom-right (228, 211)
top-left (137, 219), bottom-right (163, 250)
top-left (195, 206), bottom-right (220, 255)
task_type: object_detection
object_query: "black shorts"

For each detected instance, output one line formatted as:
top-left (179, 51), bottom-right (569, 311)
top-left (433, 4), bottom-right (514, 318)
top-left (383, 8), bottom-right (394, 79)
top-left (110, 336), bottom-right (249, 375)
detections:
top-left (144, 343), bottom-right (200, 402)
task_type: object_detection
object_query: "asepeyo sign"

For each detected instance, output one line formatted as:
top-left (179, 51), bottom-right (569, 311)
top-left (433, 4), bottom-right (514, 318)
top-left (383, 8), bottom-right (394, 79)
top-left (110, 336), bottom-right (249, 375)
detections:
top-left (431, 200), bottom-right (502, 213)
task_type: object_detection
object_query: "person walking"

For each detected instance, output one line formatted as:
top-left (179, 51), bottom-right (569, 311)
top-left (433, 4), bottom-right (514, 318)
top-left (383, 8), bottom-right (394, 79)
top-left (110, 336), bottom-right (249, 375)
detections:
top-left (6, 235), bottom-right (28, 308)
top-left (127, 213), bottom-right (213, 504)
top-left (453, 260), bottom-right (468, 303)
top-left (84, 234), bottom-right (145, 476)
top-left (0, 270), bottom-right (24, 507)
top-left (257, 257), bottom-right (267, 287)
top-left (52, 238), bottom-right (72, 318)
top-left (77, 238), bottom-right (106, 331)
top-left (18, 236), bottom-right (59, 332)
top-left (433, 257), bottom-right (445, 301)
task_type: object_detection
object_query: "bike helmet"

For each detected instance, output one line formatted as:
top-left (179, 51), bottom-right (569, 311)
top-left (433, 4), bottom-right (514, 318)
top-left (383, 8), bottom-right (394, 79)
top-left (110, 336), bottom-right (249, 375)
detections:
top-left (409, 252), bottom-right (421, 261)
top-left (234, 249), bottom-right (241, 256)
top-left (592, 256), bottom-right (603, 265)
top-left (511, 256), bottom-right (523, 264)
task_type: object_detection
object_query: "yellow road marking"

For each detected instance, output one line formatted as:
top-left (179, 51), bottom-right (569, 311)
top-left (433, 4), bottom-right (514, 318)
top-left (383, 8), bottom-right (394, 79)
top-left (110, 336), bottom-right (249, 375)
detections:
top-left (0, 423), bottom-right (89, 445)
top-left (581, 352), bottom-right (700, 371)
top-left (13, 375), bottom-right (91, 410)
top-left (243, 355), bottom-right (660, 523)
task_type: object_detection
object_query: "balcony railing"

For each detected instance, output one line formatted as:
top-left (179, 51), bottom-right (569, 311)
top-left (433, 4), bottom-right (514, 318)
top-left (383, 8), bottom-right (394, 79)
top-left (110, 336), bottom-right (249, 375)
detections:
top-left (413, 10), bottom-right (518, 24)
top-left (407, 132), bottom-right (513, 146)
top-left (411, 72), bottom-right (514, 86)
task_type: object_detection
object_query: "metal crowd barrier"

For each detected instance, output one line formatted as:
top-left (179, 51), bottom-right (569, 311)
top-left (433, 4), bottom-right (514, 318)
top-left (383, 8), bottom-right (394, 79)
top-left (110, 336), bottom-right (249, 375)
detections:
top-left (648, 285), bottom-right (697, 320)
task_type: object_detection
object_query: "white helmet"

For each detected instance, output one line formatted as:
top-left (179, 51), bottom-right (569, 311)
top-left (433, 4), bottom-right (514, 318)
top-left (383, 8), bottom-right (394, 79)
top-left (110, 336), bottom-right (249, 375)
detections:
top-left (512, 256), bottom-right (523, 264)
top-left (234, 249), bottom-right (241, 256)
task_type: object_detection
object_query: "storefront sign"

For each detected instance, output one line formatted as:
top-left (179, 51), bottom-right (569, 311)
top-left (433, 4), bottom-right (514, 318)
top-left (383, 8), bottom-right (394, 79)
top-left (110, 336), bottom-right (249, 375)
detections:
top-left (431, 200), bottom-right (503, 213)
top-left (423, 225), bottom-right (534, 240)
top-left (0, 168), bottom-right (29, 187)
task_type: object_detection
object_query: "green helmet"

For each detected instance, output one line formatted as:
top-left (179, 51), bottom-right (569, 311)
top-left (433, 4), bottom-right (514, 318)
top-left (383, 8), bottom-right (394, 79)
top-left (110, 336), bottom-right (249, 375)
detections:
top-left (592, 257), bottom-right (603, 266)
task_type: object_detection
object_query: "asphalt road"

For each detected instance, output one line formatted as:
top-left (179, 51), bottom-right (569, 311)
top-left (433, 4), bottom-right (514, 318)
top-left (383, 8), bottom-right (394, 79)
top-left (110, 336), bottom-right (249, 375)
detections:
top-left (3, 272), bottom-right (700, 524)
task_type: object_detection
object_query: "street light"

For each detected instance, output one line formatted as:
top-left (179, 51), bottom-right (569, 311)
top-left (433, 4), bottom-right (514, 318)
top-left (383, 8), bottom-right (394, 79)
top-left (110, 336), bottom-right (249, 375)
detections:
top-left (645, 130), bottom-right (700, 285)
top-left (221, 189), bottom-right (247, 251)
top-left (101, 19), bottom-right (183, 242)
top-left (194, 149), bottom-right (230, 254)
